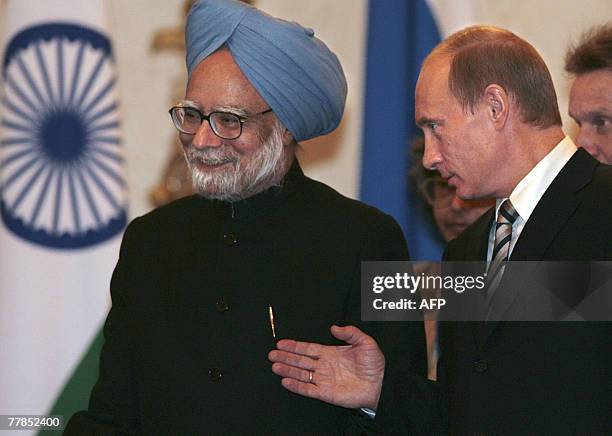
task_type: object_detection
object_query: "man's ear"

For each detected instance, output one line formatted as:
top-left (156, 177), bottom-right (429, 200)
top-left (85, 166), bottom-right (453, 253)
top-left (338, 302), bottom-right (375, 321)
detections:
top-left (484, 84), bottom-right (509, 130)
top-left (282, 128), bottom-right (294, 146)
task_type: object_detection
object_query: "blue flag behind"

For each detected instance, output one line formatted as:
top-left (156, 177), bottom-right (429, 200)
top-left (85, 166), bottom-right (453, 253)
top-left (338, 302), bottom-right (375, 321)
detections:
top-left (360, 0), bottom-right (444, 260)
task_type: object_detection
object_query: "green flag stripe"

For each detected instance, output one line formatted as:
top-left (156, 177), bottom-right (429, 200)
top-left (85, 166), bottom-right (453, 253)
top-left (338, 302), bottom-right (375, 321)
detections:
top-left (38, 330), bottom-right (104, 435)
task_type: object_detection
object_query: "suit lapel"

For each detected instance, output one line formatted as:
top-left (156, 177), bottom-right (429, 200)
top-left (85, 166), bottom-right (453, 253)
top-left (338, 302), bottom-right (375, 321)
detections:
top-left (480, 149), bottom-right (598, 342)
top-left (510, 149), bottom-right (596, 261)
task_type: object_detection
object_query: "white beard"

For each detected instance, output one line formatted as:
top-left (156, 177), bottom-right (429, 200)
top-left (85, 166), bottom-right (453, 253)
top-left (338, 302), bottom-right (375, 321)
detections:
top-left (183, 121), bottom-right (287, 201)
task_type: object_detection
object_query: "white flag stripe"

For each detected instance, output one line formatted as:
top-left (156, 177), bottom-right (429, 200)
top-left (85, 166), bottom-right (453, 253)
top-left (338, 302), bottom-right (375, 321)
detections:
top-left (0, 0), bottom-right (126, 427)
top-left (0, 236), bottom-right (114, 414)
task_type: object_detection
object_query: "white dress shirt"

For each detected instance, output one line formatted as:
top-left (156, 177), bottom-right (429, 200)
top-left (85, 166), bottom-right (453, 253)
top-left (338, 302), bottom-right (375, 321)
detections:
top-left (486, 136), bottom-right (578, 261)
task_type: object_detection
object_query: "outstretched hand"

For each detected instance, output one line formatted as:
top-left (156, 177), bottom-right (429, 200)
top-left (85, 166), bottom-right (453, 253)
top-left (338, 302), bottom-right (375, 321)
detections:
top-left (268, 325), bottom-right (385, 411)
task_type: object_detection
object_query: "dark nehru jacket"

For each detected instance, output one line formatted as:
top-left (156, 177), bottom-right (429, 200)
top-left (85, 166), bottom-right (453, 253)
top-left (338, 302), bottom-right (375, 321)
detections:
top-left (66, 161), bottom-right (427, 435)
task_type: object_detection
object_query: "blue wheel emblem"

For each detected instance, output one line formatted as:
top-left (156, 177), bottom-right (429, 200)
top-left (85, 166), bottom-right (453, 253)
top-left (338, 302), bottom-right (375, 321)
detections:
top-left (1, 24), bottom-right (127, 249)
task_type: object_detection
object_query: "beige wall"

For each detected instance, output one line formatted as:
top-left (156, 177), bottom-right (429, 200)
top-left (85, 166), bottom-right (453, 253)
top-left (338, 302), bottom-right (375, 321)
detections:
top-left (468, 0), bottom-right (612, 135)
top-left (2, 0), bottom-right (611, 218)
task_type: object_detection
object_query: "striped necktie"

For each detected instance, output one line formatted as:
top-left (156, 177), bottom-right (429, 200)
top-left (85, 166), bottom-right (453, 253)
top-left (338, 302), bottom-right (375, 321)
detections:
top-left (486, 199), bottom-right (520, 299)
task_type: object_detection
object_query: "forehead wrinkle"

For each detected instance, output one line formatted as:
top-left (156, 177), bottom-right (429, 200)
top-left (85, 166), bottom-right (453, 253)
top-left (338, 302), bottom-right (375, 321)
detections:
top-left (186, 50), bottom-right (269, 116)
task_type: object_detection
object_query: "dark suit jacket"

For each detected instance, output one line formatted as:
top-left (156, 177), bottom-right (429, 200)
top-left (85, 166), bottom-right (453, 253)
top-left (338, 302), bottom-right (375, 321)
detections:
top-left (65, 162), bottom-right (428, 435)
top-left (378, 149), bottom-right (612, 435)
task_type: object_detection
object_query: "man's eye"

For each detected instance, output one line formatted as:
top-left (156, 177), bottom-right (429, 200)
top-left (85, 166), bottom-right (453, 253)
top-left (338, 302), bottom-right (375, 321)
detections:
top-left (593, 117), bottom-right (611, 133)
top-left (215, 113), bottom-right (240, 127)
top-left (428, 122), bottom-right (439, 131)
top-left (183, 108), bottom-right (201, 122)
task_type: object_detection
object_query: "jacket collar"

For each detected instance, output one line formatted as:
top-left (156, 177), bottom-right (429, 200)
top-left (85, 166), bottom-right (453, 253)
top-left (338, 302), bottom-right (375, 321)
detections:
top-left (199, 159), bottom-right (305, 221)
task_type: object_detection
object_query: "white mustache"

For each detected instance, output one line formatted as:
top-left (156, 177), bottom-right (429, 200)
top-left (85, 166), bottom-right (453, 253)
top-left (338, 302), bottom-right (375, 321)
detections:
top-left (186, 147), bottom-right (239, 166)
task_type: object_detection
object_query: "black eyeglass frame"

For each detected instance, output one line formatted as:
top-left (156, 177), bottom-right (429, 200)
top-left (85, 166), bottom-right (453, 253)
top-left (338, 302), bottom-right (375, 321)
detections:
top-left (168, 105), bottom-right (273, 140)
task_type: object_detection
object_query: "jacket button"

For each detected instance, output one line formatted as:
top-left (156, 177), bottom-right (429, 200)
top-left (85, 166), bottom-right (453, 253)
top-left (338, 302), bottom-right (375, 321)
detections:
top-left (223, 232), bottom-right (238, 246)
top-left (216, 299), bottom-right (229, 313)
top-left (473, 359), bottom-right (488, 373)
top-left (208, 368), bottom-right (223, 381)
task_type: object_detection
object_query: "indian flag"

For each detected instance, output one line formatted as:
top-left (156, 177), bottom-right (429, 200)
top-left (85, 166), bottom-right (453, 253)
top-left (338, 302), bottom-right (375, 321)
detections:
top-left (0, 0), bottom-right (127, 432)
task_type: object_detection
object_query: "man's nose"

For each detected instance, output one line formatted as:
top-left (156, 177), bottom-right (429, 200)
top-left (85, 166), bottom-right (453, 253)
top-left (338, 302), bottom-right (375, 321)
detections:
top-left (422, 141), bottom-right (442, 170)
top-left (191, 120), bottom-right (223, 150)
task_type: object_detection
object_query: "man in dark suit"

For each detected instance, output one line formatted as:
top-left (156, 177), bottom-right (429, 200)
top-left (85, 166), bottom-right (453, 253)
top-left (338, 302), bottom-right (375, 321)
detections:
top-left (65, 0), bottom-right (427, 434)
top-left (565, 23), bottom-right (612, 164)
top-left (269, 26), bottom-right (612, 434)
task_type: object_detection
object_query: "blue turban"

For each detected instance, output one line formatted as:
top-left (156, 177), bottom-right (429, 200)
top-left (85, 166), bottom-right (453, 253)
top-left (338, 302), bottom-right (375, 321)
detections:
top-left (186, 0), bottom-right (347, 142)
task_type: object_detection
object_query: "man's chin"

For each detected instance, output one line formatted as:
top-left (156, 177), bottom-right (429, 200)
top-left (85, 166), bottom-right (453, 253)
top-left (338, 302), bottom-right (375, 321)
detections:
top-left (454, 187), bottom-right (477, 202)
top-left (191, 172), bottom-right (240, 201)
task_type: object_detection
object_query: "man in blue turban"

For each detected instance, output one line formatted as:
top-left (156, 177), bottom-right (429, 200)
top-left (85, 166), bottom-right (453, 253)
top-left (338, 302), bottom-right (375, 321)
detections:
top-left (186, 0), bottom-right (347, 144)
top-left (66, 1), bottom-right (427, 434)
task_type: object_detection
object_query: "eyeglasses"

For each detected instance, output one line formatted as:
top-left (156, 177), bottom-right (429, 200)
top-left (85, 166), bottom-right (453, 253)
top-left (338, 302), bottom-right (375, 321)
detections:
top-left (419, 178), bottom-right (455, 208)
top-left (169, 105), bottom-right (273, 140)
